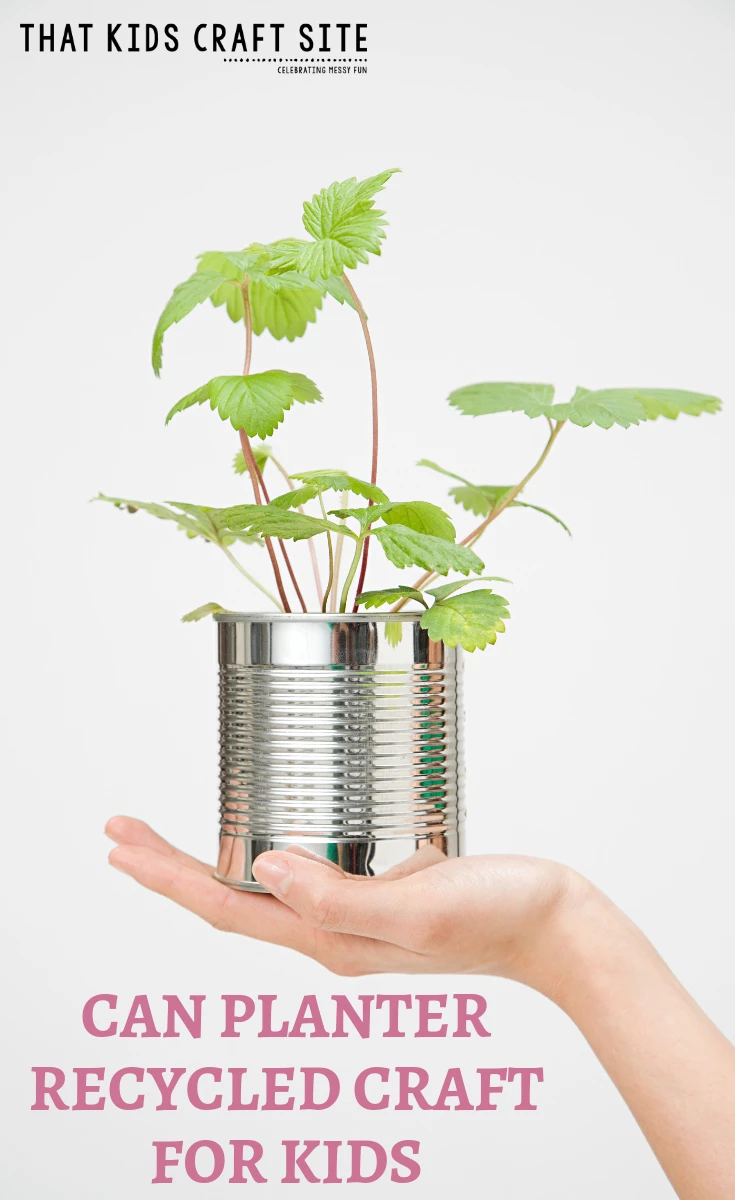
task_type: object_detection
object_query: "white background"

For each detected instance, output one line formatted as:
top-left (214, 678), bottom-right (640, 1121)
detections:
top-left (1, 0), bottom-right (733, 1194)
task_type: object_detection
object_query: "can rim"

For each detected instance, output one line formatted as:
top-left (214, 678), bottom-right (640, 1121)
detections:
top-left (214, 611), bottom-right (423, 624)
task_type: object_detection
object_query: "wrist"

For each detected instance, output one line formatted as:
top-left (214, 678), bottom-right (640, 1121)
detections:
top-left (514, 870), bottom-right (653, 1009)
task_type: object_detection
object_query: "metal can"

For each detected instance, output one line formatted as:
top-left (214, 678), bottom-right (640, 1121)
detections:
top-left (214, 613), bottom-right (464, 891)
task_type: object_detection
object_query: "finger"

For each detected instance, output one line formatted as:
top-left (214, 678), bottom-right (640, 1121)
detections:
top-left (106, 816), bottom-right (213, 877)
top-left (108, 843), bottom-right (423, 976)
top-left (285, 845), bottom-right (346, 876)
top-left (284, 844), bottom-right (445, 882)
top-left (109, 844), bottom-right (303, 945)
top-left (378, 844), bottom-right (449, 881)
top-left (251, 850), bottom-right (425, 942)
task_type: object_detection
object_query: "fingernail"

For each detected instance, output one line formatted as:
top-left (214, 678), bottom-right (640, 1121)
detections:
top-left (108, 849), bottom-right (129, 872)
top-left (253, 855), bottom-right (293, 897)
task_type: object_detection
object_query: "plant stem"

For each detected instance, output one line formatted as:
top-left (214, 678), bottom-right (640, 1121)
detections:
top-left (219, 543), bottom-right (284, 611)
top-left (318, 493), bottom-right (335, 613)
top-left (245, 453), bottom-right (307, 612)
top-left (342, 272), bottom-right (378, 611)
top-left (339, 534), bottom-right (367, 613)
top-left (392, 420), bottom-right (567, 609)
top-left (329, 489), bottom-right (348, 613)
top-left (239, 428), bottom-right (291, 612)
top-left (271, 453), bottom-right (323, 604)
top-left (239, 280), bottom-right (301, 612)
top-left (242, 284), bottom-right (253, 375)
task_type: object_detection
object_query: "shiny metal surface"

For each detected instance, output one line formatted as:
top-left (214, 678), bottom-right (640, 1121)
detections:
top-left (214, 614), bottom-right (464, 891)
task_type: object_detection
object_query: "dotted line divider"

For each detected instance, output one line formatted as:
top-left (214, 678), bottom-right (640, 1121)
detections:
top-left (223, 57), bottom-right (368, 63)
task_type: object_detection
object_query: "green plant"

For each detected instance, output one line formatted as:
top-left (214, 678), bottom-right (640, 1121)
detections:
top-left (98, 171), bottom-right (723, 652)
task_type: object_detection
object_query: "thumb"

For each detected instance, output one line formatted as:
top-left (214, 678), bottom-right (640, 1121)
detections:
top-left (252, 850), bottom-right (415, 942)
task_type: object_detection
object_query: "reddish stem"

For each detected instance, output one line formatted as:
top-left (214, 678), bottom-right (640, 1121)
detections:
top-left (342, 273), bottom-right (378, 610)
top-left (239, 281), bottom-right (292, 612)
top-left (239, 429), bottom-right (291, 612)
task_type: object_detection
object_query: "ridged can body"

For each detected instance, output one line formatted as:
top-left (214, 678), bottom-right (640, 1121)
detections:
top-left (215, 613), bottom-right (464, 891)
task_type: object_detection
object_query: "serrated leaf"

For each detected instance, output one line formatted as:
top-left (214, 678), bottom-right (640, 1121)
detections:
top-left (197, 249), bottom-right (247, 320)
top-left (425, 576), bottom-right (512, 601)
top-left (449, 382), bottom-right (556, 418)
top-left (382, 501), bottom-right (455, 540)
top-left (421, 591), bottom-right (510, 652)
top-left (233, 443), bottom-right (272, 476)
top-left (355, 587), bottom-right (428, 610)
top-left (322, 275), bottom-right (358, 310)
top-left (417, 459), bottom-right (474, 486)
top-left (297, 168), bottom-right (400, 280)
top-left (264, 238), bottom-right (310, 272)
top-left (96, 493), bottom-right (209, 539)
top-left (152, 270), bottom-right (233, 376)
top-left (374, 525), bottom-right (484, 576)
top-left (249, 279), bottom-right (323, 341)
top-left (442, 477), bottom-right (570, 534)
top-left (198, 247), bottom-right (329, 339)
top-left (384, 621), bottom-right (404, 647)
top-left (215, 503), bottom-right (351, 541)
top-left (270, 485), bottom-right (320, 509)
top-left (95, 494), bottom-right (261, 548)
top-left (165, 370), bottom-right (322, 437)
top-left (448, 382), bottom-right (723, 430)
top-left (291, 470), bottom-right (389, 503)
top-left (632, 388), bottom-right (722, 420)
top-left (552, 386), bottom-right (722, 428)
top-left (181, 602), bottom-right (227, 623)
top-left (448, 484), bottom-right (512, 517)
top-left (327, 503), bottom-right (396, 528)
top-left (165, 501), bottom-right (262, 546)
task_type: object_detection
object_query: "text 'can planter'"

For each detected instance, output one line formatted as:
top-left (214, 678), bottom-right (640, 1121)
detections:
top-left (214, 613), bottom-right (464, 891)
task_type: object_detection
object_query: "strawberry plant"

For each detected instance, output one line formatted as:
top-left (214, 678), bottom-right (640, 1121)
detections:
top-left (99, 170), bottom-right (722, 651)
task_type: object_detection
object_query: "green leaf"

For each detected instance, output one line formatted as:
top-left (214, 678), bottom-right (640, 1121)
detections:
top-left (264, 238), bottom-right (310, 272)
top-left (165, 371), bottom-right (322, 437)
top-left (215, 503), bottom-right (351, 541)
top-left (291, 470), bottom-right (389, 503)
top-left (547, 387), bottom-right (645, 429)
top-left (448, 484), bottom-right (511, 517)
top-left (322, 275), bottom-right (358, 310)
top-left (448, 382), bottom-right (722, 429)
top-left (95, 494), bottom-right (261, 547)
top-left (165, 501), bottom-right (263, 546)
top-left (96, 493), bottom-right (210, 540)
top-left (355, 587), bottom-right (428, 610)
top-left (384, 621), bottom-right (404, 647)
top-left (327, 503), bottom-right (396, 528)
top-left (512, 500), bottom-right (572, 536)
top-left (551, 386), bottom-right (722, 428)
top-left (421, 590), bottom-right (510, 652)
top-left (181, 602), bottom-right (227, 623)
top-left (197, 247), bottom-right (329, 339)
top-left (297, 168), bottom-right (400, 280)
top-left (449, 383), bottom-right (556, 418)
top-left (197, 249), bottom-right (248, 321)
top-left (438, 475), bottom-right (570, 534)
top-left (632, 388), bottom-right (722, 420)
top-left (269, 485), bottom-right (320, 509)
top-left (249, 279), bottom-right (323, 341)
top-left (374, 525), bottom-right (484, 576)
top-left (152, 270), bottom-right (233, 376)
top-left (233, 442), bottom-right (272, 476)
top-left (417, 459), bottom-right (475, 487)
top-left (382, 501), bottom-right (455, 540)
top-left (425, 576), bottom-right (512, 601)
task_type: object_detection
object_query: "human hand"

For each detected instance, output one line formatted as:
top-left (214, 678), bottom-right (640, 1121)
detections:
top-left (106, 817), bottom-right (587, 989)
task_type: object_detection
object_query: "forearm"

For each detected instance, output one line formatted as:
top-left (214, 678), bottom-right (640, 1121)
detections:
top-left (534, 882), bottom-right (735, 1199)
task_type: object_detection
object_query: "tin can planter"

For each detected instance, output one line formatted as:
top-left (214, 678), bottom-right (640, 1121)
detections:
top-left (214, 613), bottom-right (464, 891)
